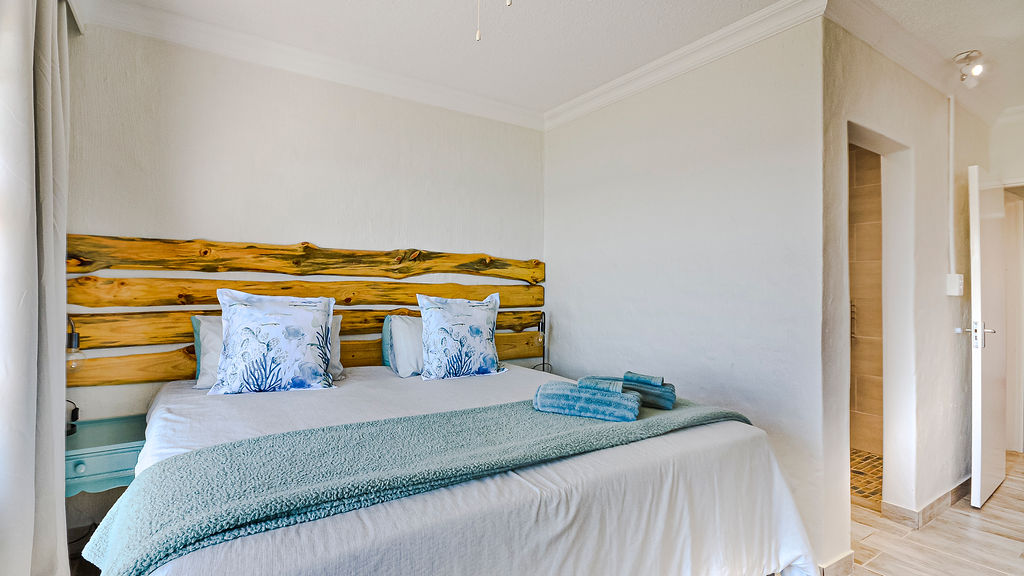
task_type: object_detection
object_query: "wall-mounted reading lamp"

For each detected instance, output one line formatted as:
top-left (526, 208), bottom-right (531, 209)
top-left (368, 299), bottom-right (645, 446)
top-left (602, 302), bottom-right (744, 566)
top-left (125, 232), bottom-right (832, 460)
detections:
top-left (66, 317), bottom-right (84, 435)
top-left (67, 316), bottom-right (85, 372)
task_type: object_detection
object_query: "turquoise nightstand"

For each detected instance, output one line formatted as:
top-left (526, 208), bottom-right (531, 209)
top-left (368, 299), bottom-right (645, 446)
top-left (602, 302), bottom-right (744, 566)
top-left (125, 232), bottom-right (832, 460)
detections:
top-left (65, 415), bottom-right (147, 498)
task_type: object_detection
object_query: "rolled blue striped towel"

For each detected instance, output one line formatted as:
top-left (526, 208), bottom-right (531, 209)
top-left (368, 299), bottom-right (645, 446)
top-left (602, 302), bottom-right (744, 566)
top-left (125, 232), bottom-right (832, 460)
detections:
top-left (624, 371), bottom-right (664, 387)
top-left (577, 376), bottom-right (624, 393)
top-left (533, 381), bottom-right (640, 422)
top-left (622, 381), bottom-right (676, 410)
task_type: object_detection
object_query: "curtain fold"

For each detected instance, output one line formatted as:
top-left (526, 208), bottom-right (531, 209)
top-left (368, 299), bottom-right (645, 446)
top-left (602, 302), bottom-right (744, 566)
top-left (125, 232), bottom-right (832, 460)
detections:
top-left (0, 0), bottom-right (71, 574)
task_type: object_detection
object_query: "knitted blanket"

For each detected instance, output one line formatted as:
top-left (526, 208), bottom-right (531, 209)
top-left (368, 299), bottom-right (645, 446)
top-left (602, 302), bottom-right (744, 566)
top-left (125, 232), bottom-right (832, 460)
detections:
top-left (84, 399), bottom-right (749, 576)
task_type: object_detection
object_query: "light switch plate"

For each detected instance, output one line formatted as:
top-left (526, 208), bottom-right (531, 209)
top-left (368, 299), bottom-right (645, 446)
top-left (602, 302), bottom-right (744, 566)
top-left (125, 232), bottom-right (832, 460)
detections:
top-left (946, 273), bottom-right (964, 296)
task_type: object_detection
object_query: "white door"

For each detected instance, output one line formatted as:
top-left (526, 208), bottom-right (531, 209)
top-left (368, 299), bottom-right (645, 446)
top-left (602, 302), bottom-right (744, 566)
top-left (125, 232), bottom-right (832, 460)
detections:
top-left (970, 164), bottom-right (1007, 508)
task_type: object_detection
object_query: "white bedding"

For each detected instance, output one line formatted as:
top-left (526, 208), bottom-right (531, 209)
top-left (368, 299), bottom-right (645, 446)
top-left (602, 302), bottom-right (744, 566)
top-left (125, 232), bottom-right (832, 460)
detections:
top-left (141, 365), bottom-right (815, 576)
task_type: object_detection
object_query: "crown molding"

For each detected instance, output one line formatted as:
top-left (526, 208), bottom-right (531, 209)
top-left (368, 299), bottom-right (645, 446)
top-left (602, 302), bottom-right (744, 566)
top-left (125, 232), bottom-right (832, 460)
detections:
top-left (66, 0), bottom-right (87, 34)
top-left (997, 105), bottom-right (1024, 126)
top-left (825, 0), bottom-right (1002, 126)
top-left (543, 0), bottom-right (828, 131)
top-left (72, 0), bottom-right (545, 130)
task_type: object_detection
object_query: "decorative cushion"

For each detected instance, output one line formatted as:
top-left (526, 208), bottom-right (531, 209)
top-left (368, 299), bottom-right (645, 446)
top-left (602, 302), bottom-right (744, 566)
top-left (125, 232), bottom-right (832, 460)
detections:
top-left (192, 315), bottom-right (345, 390)
top-left (382, 315), bottom-right (424, 378)
top-left (417, 293), bottom-right (504, 380)
top-left (209, 290), bottom-right (336, 394)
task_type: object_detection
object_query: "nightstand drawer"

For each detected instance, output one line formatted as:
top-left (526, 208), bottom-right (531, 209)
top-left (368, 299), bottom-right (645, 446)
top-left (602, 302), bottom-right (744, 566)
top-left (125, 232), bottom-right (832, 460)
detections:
top-left (65, 445), bottom-right (141, 481)
top-left (65, 415), bottom-right (147, 497)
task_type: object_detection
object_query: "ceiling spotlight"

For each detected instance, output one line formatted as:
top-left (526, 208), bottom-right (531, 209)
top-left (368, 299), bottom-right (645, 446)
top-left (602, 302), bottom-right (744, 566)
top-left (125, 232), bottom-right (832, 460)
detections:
top-left (953, 50), bottom-right (984, 88)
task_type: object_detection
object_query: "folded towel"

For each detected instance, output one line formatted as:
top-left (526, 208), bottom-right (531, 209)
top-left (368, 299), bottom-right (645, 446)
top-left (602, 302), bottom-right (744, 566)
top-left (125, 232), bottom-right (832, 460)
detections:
top-left (576, 372), bottom-right (676, 410)
top-left (533, 381), bottom-right (640, 422)
top-left (622, 381), bottom-right (676, 410)
top-left (577, 376), bottom-right (624, 393)
top-left (624, 371), bottom-right (664, 387)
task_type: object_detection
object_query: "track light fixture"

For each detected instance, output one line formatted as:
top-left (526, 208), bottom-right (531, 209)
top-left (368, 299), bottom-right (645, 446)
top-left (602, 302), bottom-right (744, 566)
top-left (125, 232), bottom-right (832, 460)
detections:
top-left (953, 50), bottom-right (984, 89)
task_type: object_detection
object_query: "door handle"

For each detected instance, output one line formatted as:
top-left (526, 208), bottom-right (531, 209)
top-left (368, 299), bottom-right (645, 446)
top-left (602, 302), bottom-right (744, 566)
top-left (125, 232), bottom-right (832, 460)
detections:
top-left (973, 321), bottom-right (996, 348)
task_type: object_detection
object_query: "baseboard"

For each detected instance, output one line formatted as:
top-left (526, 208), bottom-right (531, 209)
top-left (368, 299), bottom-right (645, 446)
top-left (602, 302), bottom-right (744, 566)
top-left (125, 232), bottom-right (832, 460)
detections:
top-left (819, 550), bottom-right (854, 576)
top-left (881, 478), bottom-right (970, 529)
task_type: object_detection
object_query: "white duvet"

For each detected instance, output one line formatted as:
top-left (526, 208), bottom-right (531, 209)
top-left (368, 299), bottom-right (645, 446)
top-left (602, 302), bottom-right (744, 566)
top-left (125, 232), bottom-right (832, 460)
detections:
top-left (140, 365), bottom-right (815, 576)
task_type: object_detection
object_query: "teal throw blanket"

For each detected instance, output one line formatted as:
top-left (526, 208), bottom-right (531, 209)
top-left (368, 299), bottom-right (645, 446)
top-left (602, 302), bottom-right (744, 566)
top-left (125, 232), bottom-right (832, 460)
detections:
top-left (84, 399), bottom-right (749, 576)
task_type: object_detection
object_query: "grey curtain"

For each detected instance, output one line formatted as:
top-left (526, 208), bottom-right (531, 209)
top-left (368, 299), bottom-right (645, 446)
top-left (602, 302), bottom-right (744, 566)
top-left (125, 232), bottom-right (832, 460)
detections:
top-left (0, 1), bottom-right (71, 574)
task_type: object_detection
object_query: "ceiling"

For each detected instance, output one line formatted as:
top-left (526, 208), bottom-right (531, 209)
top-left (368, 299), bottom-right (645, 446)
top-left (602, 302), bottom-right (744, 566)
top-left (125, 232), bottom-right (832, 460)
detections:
top-left (871, 0), bottom-right (1024, 119)
top-left (80, 0), bottom-right (778, 115)
top-left (74, 0), bottom-right (1023, 126)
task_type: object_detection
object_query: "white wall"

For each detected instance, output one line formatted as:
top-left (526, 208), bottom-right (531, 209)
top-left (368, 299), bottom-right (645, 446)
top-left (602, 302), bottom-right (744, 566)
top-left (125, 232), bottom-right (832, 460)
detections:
top-left (68, 26), bottom-right (544, 418)
top-left (823, 19), bottom-right (991, 520)
top-left (543, 20), bottom-right (831, 562)
top-left (994, 116), bottom-right (1024, 187)
top-left (1003, 196), bottom-right (1023, 453)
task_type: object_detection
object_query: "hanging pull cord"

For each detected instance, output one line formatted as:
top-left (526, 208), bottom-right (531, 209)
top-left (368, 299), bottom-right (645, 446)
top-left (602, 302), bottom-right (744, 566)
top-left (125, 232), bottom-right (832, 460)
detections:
top-left (476, 0), bottom-right (513, 42)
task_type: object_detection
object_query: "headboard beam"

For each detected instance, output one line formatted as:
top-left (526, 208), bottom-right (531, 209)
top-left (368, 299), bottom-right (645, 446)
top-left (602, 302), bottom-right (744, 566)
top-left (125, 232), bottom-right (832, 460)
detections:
top-left (71, 309), bottom-right (544, 350)
top-left (67, 234), bottom-right (545, 284)
top-left (65, 332), bottom-right (544, 387)
top-left (68, 276), bottom-right (543, 308)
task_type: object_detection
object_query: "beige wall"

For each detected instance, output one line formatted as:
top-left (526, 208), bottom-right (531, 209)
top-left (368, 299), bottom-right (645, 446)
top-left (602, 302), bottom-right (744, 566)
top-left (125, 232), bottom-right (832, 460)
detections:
top-left (544, 19), bottom-right (831, 562)
top-left (993, 117), bottom-right (1024, 186)
top-left (67, 26), bottom-right (544, 418)
top-left (849, 145), bottom-right (883, 456)
top-left (823, 18), bottom-right (992, 531)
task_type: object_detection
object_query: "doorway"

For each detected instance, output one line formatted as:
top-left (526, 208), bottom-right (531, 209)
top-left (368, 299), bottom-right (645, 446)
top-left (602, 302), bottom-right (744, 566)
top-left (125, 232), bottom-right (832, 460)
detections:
top-left (849, 143), bottom-right (884, 511)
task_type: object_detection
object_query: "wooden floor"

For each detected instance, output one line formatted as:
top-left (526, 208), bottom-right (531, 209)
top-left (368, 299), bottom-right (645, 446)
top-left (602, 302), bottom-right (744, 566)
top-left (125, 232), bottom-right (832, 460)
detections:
top-left (852, 452), bottom-right (1024, 575)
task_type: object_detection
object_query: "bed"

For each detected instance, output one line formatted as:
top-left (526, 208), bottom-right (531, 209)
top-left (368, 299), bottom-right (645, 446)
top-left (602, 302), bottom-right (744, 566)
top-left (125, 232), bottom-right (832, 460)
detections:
top-left (135, 366), bottom-right (815, 576)
top-left (67, 235), bottom-right (815, 575)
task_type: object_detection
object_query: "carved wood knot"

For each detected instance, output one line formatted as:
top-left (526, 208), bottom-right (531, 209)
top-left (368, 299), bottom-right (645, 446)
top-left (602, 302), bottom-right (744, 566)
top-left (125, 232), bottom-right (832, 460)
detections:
top-left (409, 250), bottom-right (421, 260)
top-left (343, 297), bottom-right (352, 304)
top-left (199, 248), bottom-right (211, 257)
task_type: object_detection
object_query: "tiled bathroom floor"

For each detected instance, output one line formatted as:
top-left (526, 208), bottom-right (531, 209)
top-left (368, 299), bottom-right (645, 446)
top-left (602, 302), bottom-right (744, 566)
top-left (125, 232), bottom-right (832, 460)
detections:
top-left (851, 448), bottom-right (883, 510)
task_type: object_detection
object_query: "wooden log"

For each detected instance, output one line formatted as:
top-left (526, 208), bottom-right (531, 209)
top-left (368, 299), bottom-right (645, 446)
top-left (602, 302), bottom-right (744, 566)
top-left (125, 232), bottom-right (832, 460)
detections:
top-left (67, 276), bottom-right (543, 309)
top-left (71, 309), bottom-right (543, 349)
top-left (66, 333), bottom-right (544, 387)
top-left (66, 346), bottom-right (198, 388)
top-left (67, 234), bottom-right (545, 284)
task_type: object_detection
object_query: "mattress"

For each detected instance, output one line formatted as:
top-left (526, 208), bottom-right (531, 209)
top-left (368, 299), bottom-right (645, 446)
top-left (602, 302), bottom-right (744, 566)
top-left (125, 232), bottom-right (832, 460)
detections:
top-left (141, 365), bottom-right (815, 576)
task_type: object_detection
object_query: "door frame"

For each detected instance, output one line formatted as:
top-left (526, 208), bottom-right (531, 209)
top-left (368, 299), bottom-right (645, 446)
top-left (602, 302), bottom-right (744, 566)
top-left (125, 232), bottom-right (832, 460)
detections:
top-left (848, 122), bottom-right (914, 511)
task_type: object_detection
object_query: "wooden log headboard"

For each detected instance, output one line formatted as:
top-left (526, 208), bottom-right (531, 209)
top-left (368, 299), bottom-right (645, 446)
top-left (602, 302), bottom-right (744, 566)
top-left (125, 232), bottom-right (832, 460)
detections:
top-left (66, 235), bottom-right (545, 388)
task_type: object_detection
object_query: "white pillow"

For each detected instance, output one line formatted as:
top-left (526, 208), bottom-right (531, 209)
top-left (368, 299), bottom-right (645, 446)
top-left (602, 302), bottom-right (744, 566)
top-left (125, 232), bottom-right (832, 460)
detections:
top-left (192, 314), bottom-right (344, 389)
top-left (383, 315), bottom-right (423, 378)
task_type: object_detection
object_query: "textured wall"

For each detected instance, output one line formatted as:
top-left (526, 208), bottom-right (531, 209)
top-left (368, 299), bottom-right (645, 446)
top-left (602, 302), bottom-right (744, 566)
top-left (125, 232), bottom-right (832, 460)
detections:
top-left (543, 20), bottom-right (828, 561)
top-left (823, 19), bottom-right (991, 524)
top-left (68, 26), bottom-right (544, 418)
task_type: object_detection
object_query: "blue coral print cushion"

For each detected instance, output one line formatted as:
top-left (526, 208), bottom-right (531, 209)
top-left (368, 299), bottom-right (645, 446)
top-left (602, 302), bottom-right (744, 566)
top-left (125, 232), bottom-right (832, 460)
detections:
top-left (417, 293), bottom-right (505, 380)
top-left (209, 289), bottom-right (336, 394)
